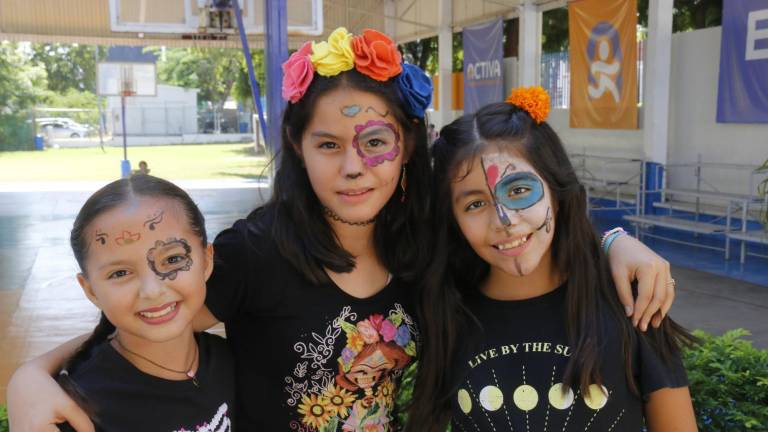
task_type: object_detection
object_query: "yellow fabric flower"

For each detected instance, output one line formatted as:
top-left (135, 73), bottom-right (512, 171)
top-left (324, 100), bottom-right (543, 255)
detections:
top-left (311, 27), bottom-right (355, 77)
top-left (346, 331), bottom-right (365, 352)
top-left (505, 86), bottom-right (551, 124)
top-left (297, 393), bottom-right (332, 429)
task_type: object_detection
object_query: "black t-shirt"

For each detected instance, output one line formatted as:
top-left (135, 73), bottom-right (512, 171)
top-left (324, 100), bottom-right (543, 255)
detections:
top-left (205, 210), bottom-right (419, 431)
top-left (63, 332), bottom-right (235, 432)
top-left (450, 283), bottom-right (688, 431)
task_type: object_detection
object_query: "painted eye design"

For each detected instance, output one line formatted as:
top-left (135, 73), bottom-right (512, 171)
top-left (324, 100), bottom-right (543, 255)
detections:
top-left (166, 255), bottom-right (185, 265)
top-left (494, 172), bottom-right (544, 211)
top-left (366, 138), bottom-right (386, 148)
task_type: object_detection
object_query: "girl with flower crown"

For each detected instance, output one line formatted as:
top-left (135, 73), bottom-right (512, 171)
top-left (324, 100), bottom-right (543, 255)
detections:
top-left (406, 88), bottom-right (697, 431)
top-left (10, 28), bottom-right (676, 432)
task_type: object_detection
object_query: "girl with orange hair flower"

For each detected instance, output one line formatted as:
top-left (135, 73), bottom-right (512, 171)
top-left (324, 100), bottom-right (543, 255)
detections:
top-left (407, 88), bottom-right (697, 432)
top-left (10, 29), bottom-right (676, 432)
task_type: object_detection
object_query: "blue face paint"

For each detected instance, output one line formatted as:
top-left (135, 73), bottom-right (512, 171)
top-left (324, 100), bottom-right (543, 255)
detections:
top-left (494, 172), bottom-right (544, 211)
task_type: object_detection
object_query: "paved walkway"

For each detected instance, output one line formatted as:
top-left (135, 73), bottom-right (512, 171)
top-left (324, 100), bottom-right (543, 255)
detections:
top-left (1, 180), bottom-right (766, 403)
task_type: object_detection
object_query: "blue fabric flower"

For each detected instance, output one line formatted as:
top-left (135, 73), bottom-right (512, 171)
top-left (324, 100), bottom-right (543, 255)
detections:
top-left (394, 325), bottom-right (411, 347)
top-left (395, 63), bottom-right (433, 118)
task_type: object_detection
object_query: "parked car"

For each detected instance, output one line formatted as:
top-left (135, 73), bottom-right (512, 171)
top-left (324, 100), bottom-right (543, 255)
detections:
top-left (37, 119), bottom-right (92, 139)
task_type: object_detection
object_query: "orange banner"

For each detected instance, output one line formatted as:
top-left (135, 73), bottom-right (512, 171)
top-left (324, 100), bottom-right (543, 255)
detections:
top-left (568, 0), bottom-right (638, 129)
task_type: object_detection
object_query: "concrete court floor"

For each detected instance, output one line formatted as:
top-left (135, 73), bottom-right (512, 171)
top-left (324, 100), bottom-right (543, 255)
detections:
top-left (1, 181), bottom-right (767, 404)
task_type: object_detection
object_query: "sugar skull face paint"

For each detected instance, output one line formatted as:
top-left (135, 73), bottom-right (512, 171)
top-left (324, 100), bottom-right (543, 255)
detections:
top-left (352, 120), bottom-right (401, 167)
top-left (452, 150), bottom-right (557, 279)
top-left (481, 153), bottom-right (545, 228)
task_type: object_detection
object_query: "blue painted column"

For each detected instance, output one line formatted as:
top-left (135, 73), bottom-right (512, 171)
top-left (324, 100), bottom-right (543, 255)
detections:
top-left (644, 161), bottom-right (664, 215)
top-left (232, 0), bottom-right (268, 147)
top-left (265, 0), bottom-right (288, 154)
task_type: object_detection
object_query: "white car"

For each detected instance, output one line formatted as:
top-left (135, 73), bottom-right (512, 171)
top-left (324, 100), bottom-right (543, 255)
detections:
top-left (38, 119), bottom-right (92, 139)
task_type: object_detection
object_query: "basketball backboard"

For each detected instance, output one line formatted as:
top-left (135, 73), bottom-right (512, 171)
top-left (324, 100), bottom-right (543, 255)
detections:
top-left (97, 62), bottom-right (157, 97)
top-left (108, 0), bottom-right (323, 37)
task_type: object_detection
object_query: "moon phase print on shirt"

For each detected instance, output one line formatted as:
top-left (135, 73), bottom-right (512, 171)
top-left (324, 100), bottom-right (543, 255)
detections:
top-left (146, 237), bottom-right (193, 280)
top-left (352, 120), bottom-right (401, 167)
top-left (143, 210), bottom-right (164, 231)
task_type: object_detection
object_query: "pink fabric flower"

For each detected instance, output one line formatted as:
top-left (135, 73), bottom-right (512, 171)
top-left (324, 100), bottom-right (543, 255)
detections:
top-left (368, 314), bottom-right (385, 331)
top-left (357, 319), bottom-right (380, 344)
top-left (379, 320), bottom-right (397, 342)
top-left (282, 42), bottom-right (314, 103)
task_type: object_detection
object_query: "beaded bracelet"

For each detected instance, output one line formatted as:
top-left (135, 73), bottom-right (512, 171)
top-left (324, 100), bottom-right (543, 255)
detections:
top-left (601, 227), bottom-right (627, 255)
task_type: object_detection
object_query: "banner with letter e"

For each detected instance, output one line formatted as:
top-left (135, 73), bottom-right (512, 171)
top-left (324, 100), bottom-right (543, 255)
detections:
top-left (568, 0), bottom-right (637, 129)
top-left (463, 18), bottom-right (504, 114)
top-left (717, 0), bottom-right (768, 123)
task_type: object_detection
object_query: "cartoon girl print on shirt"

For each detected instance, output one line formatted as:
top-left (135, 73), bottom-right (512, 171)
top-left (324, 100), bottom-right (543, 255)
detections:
top-left (292, 307), bottom-right (417, 432)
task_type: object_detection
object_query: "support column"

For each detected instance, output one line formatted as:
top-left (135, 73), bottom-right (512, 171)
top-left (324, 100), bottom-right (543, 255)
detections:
top-left (518, 0), bottom-right (541, 87)
top-left (384, 0), bottom-right (396, 37)
top-left (436, 0), bottom-right (453, 128)
top-left (265, 0), bottom-right (288, 154)
top-left (643, 0), bottom-right (673, 165)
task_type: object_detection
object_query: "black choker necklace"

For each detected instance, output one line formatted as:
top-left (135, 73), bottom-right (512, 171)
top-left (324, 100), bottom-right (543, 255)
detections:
top-left (323, 207), bottom-right (376, 226)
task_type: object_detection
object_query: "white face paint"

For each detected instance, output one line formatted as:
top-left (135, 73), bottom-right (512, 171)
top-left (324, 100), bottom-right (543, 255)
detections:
top-left (451, 150), bottom-right (555, 277)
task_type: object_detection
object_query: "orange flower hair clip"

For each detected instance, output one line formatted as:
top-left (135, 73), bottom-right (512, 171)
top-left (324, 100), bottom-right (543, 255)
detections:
top-left (505, 86), bottom-right (551, 124)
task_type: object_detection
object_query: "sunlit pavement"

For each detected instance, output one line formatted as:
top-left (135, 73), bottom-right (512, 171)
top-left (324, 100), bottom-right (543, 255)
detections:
top-left (1, 179), bottom-right (767, 404)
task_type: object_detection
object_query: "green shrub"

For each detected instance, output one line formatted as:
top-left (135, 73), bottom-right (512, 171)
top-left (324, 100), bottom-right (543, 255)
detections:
top-left (0, 404), bottom-right (8, 432)
top-left (683, 329), bottom-right (768, 431)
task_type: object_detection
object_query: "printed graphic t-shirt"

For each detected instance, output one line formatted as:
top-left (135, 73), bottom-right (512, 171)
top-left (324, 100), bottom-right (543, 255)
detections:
top-left (64, 332), bottom-right (235, 432)
top-left (205, 210), bottom-right (419, 431)
top-left (450, 283), bottom-right (688, 431)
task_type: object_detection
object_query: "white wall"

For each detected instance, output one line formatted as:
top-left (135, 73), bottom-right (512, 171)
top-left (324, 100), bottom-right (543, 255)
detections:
top-left (667, 26), bottom-right (768, 195)
top-left (550, 26), bottom-right (767, 195)
top-left (107, 84), bottom-right (199, 136)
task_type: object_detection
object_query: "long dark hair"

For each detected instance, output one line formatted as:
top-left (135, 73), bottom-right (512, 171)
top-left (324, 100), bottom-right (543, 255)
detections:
top-left (58, 175), bottom-right (207, 418)
top-left (263, 68), bottom-right (431, 284)
top-left (407, 103), bottom-right (695, 431)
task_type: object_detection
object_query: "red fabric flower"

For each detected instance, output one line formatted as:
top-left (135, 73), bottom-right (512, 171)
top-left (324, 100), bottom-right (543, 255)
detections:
top-left (352, 29), bottom-right (402, 81)
top-left (282, 42), bottom-right (314, 103)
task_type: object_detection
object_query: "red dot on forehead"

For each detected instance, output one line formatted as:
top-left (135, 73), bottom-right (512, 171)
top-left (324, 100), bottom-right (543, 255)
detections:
top-left (486, 164), bottom-right (499, 189)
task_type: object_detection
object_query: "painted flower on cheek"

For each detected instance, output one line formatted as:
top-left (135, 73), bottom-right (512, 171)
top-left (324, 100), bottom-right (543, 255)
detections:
top-left (282, 41), bottom-right (314, 103)
top-left (311, 27), bottom-right (355, 77)
top-left (379, 320), bottom-right (397, 342)
top-left (352, 29), bottom-right (402, 81)
top-left (356, 319), bottom-right (380, 344)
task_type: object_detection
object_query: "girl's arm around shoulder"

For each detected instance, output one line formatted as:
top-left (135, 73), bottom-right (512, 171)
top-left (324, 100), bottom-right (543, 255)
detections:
top-left (7, 334), bottom-right (94, 432)
top-left (645, 386), bottom-right (698, 432)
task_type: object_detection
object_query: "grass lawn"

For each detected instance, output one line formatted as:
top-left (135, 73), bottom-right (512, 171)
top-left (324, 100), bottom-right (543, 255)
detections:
top-left (0, 143), bottom-right (270, 182)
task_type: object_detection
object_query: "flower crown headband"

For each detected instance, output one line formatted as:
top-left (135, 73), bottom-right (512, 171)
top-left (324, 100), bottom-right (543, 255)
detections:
top-left (505, 86), bottom-right (551, 124)
top-left (281, 27), bottom-right (433, 118)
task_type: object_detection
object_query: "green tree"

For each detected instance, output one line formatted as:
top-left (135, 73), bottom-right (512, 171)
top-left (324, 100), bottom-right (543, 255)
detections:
top-left (31, 43), bottom-right (101, 93)
top-left (0, 42), bottom-right (47, 150)
top-left (638, 0), bottom-right (722, 32)
top-left (151, 47), bottom-right (262, 113)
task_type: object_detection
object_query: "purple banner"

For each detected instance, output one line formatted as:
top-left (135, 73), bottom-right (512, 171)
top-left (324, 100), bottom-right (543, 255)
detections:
top-left (717, 0), bottom-right (768, 123)
top-left (463, 19), bottom-right (504, 113)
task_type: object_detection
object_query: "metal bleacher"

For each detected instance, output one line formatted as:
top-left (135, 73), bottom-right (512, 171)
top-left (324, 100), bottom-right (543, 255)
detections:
top-left (570, 152), bottom-right (645, 215)
top-left (621, 159), bottom-right (768, 263)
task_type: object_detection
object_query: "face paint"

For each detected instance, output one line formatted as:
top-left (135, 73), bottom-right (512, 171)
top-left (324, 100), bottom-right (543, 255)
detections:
top-left (143, 210), bottom-right (164, 231)
top-left (534, 207), bottom-right (553, 233)
top-left (365, 106), bottom-right (389, 117)
top-left (352, 120), bottom-right (401, 167)
top-left (146, 237), bottom-right (193, 281)
top-left (115, 230), bottom-right (141, 246)
top-left (95, 230), bottom-right (108, 245)
top-left (341, 105), bottom-right (362, 117)
top-left (481, 154), bottom-right (545, 228)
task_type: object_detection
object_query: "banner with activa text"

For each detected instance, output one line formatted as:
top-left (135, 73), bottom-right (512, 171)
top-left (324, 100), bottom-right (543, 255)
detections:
top-left (463, 18), bottom-right (504, 114)
top-left (717, 0), bottom-right (768, 123)
top-left (569, 0), bottom-right (638, 129)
